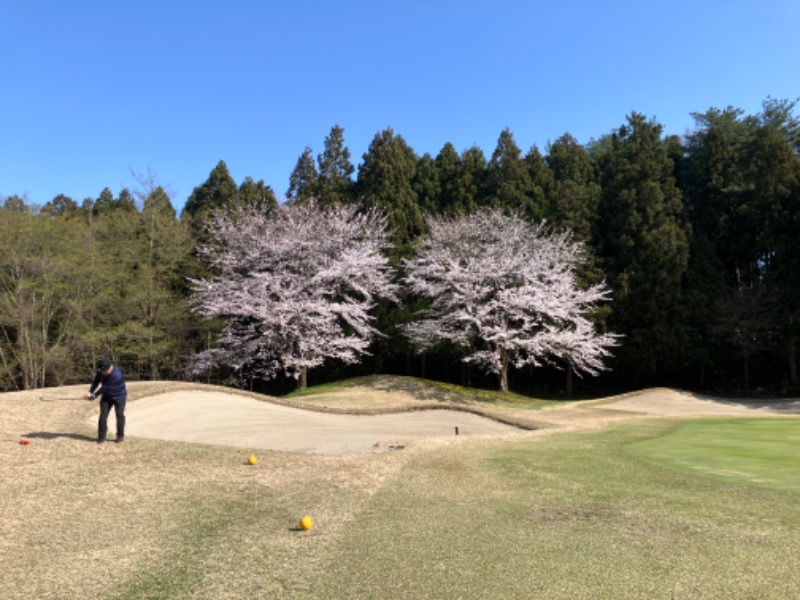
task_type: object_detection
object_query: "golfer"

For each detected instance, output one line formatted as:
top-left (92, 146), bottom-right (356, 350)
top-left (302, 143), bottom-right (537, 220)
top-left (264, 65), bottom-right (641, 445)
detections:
top-left (85, 359), bottom-right (127, 447)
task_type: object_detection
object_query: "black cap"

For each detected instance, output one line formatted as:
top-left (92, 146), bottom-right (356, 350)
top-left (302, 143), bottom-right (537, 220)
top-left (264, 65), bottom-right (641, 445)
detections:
top-left (97, 359), bottom-right (112, 372)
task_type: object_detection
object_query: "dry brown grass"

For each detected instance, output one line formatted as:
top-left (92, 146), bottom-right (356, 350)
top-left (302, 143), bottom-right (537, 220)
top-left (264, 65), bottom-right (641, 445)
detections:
top-left (0, 381), bottom-right (456, 598)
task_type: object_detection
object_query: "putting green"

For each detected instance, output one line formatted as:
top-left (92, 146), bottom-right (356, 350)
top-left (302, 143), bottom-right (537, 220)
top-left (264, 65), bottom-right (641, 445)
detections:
top-left (627, 419), bottom-right (800, 492)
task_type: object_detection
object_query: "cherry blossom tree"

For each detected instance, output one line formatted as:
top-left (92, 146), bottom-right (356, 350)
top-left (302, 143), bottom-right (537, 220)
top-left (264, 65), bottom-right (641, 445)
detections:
top-left (190, 202), bottom-right (396, 389)
top-left (403, 208), bottom-right (618, 391)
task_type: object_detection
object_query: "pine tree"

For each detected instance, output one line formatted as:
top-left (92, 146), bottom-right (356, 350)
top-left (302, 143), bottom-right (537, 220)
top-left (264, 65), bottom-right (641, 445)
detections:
top-left (316, 125), bottom-right (355, 207)
top-left (238, 176), bottom-right (278, 211)
top-left (523, 145), bottom-right (554, 222)
top-left (759, 96), bottom-right (800, 152)
top-left (455, 145), bottom-right (488, 211)
top-left (127, 186), bottom-right (195, 378)
top-left (681, 107), bottom-right (753, 386)
top-left (117, 188), bottom-right (137, 212)
top-left (287, 147), bottom-right (319, 203)
top-left (486, 129), bottom-right (534, 214)
top-left (681, 102), bottom-right (800, 389)
top-left (749, 123), bottom-right (800, 385)
top-left (434, 142), bottom-right (467, 214)
top-left (357, 128), bottom-right (423, 252)
top-left (41, 194), bottom-right (79, 218)
top-left (546, 133), bottom-right (600, 243)
top-left (595, 113), bottom-right (690, 383)
top-left (93, 187), bottom-right (116, 215)
top-left (413, 153), bottom-right (441, 214)
top-left (182, 160), bottom-right (239, 237)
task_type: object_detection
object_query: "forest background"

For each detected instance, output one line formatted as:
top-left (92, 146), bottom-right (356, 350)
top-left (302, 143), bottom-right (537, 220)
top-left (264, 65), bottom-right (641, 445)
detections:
top-left (1, 97), bottom-right (798, 396)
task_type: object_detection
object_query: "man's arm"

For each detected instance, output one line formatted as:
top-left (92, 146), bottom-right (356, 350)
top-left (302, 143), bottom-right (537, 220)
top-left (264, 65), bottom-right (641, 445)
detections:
top-left (85, 372), bottom-right (103, 400)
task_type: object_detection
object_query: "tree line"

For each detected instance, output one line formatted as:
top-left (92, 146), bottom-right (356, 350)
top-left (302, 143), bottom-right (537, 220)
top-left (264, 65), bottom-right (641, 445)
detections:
top-left (1, 97), bottom-right (798, 395)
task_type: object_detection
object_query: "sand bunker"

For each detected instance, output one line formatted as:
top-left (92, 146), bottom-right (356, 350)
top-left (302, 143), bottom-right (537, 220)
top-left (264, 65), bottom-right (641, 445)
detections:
top-left (121, 386), bottom-right (800, 455)
top-left (126, 391), bottom-right (521, 454)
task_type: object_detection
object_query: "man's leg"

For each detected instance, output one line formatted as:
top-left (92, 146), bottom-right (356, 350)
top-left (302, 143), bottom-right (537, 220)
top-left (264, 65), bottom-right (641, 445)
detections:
top-left (114, 396), bottom-right (126, 442)
top-left (98, 398), bottom-right (112, 443)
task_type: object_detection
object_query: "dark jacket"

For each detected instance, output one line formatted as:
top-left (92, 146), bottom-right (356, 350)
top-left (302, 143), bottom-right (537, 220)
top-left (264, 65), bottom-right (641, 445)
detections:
top-left (90, 365), bottom-right (127, 399)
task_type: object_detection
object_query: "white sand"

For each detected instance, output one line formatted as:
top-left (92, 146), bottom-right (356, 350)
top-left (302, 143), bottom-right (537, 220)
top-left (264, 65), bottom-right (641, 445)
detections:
top-left (126, 391), bottom-right (520, 454)
top-left (123, 388), bottom-right (800, 455)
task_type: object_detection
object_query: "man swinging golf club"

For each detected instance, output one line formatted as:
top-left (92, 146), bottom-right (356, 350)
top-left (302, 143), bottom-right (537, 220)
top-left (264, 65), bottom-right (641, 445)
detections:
top-left (85, 359), bottom-right (127, 448)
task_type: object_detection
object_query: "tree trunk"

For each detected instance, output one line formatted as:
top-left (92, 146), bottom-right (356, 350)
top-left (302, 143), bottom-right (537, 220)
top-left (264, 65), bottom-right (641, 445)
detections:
top-left (743, 355), bottom-right (750, 391)
top-left (699, 362), bottom-right (705, 390)
top-left (566, 363), bottom-right (573, 397)
top-left (298, 366), bottom-right (308, 391)
top-left (499, 352), bottom-right (509, 392)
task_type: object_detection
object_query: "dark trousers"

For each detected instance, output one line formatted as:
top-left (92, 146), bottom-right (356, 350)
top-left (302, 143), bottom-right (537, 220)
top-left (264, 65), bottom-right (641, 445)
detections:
top-left (98, 395), bottom-right (126, 442)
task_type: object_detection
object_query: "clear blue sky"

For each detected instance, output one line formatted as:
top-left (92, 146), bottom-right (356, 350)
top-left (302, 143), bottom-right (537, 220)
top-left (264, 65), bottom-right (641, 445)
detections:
top-left (1, 1), bottom-right (797, 212)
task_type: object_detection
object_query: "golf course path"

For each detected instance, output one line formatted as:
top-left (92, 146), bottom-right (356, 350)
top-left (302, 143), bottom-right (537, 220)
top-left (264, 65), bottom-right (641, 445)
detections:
top-left (126, 391), bottom-right (522, 454)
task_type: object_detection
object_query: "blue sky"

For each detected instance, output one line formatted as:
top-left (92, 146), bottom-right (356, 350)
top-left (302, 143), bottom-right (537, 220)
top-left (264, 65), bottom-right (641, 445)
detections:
top-left (1, 1), bottom-right (797, 212)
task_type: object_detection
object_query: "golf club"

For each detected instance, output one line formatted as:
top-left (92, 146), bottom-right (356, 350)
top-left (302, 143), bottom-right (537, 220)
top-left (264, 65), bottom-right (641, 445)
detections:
top-left (39, 395), bottom-right (87, 402)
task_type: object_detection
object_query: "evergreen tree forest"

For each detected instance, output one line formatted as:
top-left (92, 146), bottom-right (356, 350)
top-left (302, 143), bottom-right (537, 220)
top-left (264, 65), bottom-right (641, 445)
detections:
top-left (2, 98), bottom-right (799, 396)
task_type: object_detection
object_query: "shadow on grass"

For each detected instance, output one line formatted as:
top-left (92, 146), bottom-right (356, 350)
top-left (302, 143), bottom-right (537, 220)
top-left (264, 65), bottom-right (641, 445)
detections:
top-left (24, 431), bottom-right (96, 442)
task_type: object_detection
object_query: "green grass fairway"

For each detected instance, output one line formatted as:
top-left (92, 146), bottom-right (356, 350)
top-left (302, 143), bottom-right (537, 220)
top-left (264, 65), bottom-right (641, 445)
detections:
top-left (627, 419), bottom-right (800, 492)
top-left (306, 420), bottom-right (800, 599)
